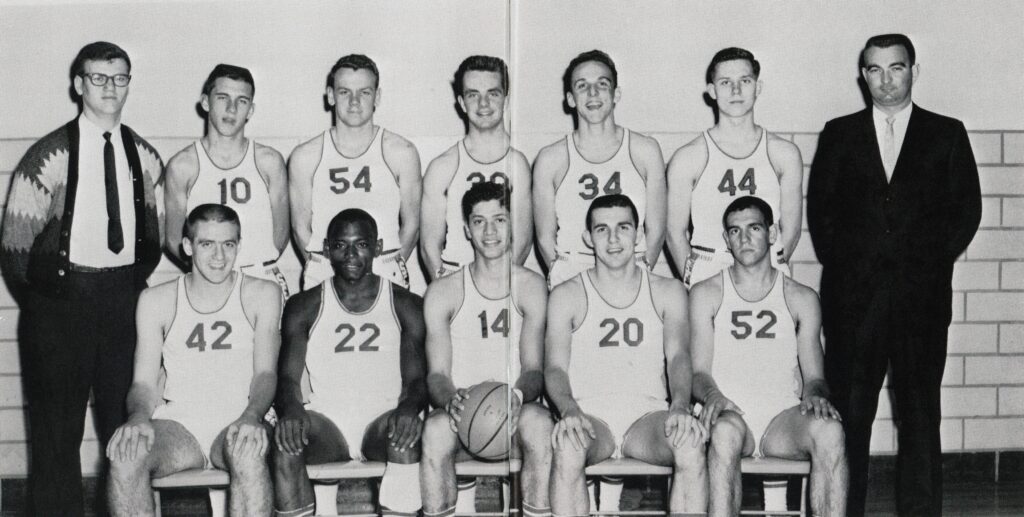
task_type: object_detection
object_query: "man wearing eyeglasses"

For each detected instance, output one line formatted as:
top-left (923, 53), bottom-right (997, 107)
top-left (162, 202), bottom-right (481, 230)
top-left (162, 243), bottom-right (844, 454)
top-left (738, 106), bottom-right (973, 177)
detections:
top-left (0, 41), bottom-right (163, 516)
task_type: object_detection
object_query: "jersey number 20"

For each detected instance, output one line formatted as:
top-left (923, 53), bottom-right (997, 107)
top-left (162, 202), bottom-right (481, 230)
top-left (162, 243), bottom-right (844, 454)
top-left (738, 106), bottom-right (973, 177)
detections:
top-left (598, 317), bottom-right (644, 347)
top-left (335, 322), bottom-right (381, 352)
top-left (330, 166), bottom-right (372, 194)
top-left (185, 321), bottom-right (232, 351)
top-left (718, 168), bottom-right (757, 196)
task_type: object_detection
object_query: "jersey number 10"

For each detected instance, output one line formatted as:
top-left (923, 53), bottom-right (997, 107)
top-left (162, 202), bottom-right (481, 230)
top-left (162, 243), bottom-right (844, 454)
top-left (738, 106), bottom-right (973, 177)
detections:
top-left (218, 178), bottom-right (252, 204)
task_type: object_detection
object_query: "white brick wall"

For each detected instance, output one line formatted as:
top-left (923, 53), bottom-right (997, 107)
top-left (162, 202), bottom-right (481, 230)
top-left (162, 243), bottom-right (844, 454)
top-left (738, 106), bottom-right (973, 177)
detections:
top-left (1, 129), bottom-right (1022, 479)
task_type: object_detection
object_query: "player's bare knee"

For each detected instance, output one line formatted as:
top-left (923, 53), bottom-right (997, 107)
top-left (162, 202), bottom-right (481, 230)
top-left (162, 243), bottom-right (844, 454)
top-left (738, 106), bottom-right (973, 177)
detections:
top-left (271, 447), bottom-right (306, 478)
top-left (421, 412), bottom-right (456, 458)
top-left (551, 441), bottom-right (587, 470)
top-left (709, 413), bottom-right (746, 456)
top-left (670, 438), bottom-right (706, 469)
top-left (808, 418), bottom-right (845, 460)
top-left (108, 449), bottom-right (151, 482)
top-left (387, 443), bottom-right (421, 464)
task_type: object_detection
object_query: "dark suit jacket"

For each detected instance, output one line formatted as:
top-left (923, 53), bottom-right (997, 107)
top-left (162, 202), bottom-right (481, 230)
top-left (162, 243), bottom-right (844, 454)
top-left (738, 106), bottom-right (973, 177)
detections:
top-left (807, 105), bottom-right (981, 330)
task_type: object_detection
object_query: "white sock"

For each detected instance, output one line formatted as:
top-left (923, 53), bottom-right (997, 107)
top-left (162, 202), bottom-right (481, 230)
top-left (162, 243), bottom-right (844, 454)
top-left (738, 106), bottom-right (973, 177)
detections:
top-left (763, 479), bottom-right (788, 512)
top-left (379, 462), bottom-right (421, 515)
top-left (599, 477), bottom-right (624, 511)
top-left (455, 479), bottom-right (477, 514)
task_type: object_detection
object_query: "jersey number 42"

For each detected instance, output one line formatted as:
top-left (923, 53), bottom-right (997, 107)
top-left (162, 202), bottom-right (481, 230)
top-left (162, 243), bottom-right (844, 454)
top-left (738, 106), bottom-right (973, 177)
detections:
top-left (185, 322), bottom-right (232, 351)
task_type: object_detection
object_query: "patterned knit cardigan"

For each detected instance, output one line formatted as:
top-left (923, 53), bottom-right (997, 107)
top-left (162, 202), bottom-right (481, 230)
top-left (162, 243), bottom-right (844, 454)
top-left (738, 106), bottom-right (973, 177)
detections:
top-left (0, 118), bottom-right (163, 297)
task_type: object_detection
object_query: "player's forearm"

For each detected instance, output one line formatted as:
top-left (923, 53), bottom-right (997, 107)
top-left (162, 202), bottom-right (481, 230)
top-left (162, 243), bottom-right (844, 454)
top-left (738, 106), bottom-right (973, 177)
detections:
top-left (275, 374), bottom-right (305, 415)
top-left (421, 242), bottom-right (444, 280)
top-left (781, 225), bottom-right (800, 263)
top-left (427, 372), bottom-right (457, 408)
top-left (537, 234), bottom-right (557, 269)
top-left (398, 374), bottom-right (429, 412)
top-left (665, 231), bottom-right (691, 276)
top-left (399, 226), bottom-right (419, 261)
top-left (514, 234), bottom-right (533, 267)
top-left (667, 356), bottom-right (694, 412)
top-left (691, 372), bottom-right (720, 404)
top-left (514, 369), bottom-right (544, 403)
top-left (125, 383), bottom-right (159, 422)
top-left (803, 378), bottom-right (831, 401)
top-left (242, 371), bottom-right (277, 421)
top-left (544, 367), bottom-right (580, 415)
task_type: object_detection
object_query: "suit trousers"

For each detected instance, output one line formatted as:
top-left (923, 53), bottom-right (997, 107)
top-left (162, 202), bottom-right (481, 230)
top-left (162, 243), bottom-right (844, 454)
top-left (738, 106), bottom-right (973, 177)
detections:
top-left (19, 267), bottom-right (139, 517)
top-left (825, 282), bottom-right (947, 517)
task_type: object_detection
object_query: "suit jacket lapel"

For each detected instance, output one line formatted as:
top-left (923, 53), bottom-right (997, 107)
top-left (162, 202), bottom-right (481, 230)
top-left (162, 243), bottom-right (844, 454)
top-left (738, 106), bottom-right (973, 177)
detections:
top-left (891, 104), bottom-right (923, 184)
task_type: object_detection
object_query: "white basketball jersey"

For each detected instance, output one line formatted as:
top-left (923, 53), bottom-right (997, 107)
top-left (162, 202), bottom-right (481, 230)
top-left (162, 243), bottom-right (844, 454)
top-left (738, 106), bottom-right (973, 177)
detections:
top-left (449, 266), bottom-right (522, 388)
top-left (711, 269), bottom-right (801, 411)
top-left (441, 141), bottom-right (514, 266)
top-left (569, 269), bottom-right (666, 402)
top-left (162, 273), bottom-right (255, 408)
top-left (554, 130), bottom-right (647, 256)
top-left (309, 128), bottom-right (401, 252)
top-left (306, 279), bottom-right (403, 411)
top-left (690, 129), bottom-right (781, 250)
top-left (187, 140), bottom-right (277, 267)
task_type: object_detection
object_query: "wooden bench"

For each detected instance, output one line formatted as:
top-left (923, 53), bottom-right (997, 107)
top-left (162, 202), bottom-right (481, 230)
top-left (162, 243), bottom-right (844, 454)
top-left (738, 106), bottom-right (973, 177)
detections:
top-left (151, 459), bottom-right (522, 517)
top-left (583, 457), bottom-right (810, 517)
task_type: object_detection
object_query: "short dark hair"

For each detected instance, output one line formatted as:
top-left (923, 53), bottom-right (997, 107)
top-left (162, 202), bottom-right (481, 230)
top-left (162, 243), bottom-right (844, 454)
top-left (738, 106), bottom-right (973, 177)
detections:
top-left (563, 49), bottom-right (618, 94)
top-left (328, 54), bottom-right (380, 89)
top-left (183, 204), bottom-right (240, 240)
top-left (71, 41), bottom-right (131, 78)
top-left (586, 194), bottom-right (638, 231)
top-left (461, 181), bottom-right (510, 223)
top-left (860, 33), bottom-right (916, 68)
top-left (706, 47), bottom-right (760, 84)
top-left (722, 196), bottom-right (774, 229)
top-left (327, 208), bottom-right (378, 242)
top-left (202, 64), bottom-right (255, 97)
top-left (455, 55), bottom-right (509, 97)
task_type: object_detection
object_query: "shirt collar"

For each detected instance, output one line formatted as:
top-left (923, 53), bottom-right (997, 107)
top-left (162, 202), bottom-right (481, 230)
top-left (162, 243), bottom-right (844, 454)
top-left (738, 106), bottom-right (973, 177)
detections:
top-left (873, 103), bottom-right (913, 126)
top-left (78, 114), bottom-right (122, 142)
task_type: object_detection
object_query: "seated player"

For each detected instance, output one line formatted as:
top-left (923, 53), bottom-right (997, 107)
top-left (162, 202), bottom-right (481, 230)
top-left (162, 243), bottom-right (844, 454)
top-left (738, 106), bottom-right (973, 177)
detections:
top-left (272, 209), bottom-right (428, 517)
top-left (690, 196), bottom-right (847, 516)
top-left (420, 181), bottom-right (553, 517)
top-left (546, 194), bottom-right (707, 515)
top-left (420, 55), bottom-right (532, 280)
top-left (106, 204), bottom-right (282, 516)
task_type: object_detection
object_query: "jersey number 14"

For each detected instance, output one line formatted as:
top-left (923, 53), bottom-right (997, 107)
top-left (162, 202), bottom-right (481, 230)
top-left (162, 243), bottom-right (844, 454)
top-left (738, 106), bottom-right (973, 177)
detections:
top-left (478, 309), bottom-right (510, 339)
top-left (718, 168), bottom-right (757, 196)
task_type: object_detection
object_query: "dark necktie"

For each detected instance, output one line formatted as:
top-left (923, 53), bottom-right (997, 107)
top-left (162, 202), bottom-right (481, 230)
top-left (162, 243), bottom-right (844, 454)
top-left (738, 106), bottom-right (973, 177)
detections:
top-left (103, 131), bottom-right (124, 253)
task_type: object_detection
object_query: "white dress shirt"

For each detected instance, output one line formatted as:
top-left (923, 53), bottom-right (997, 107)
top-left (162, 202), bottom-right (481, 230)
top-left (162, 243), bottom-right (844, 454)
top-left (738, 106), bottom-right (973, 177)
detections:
top-left (70, 115), bottom-right (136, 266)
top-left (872, 104), bottom-right (912, 182)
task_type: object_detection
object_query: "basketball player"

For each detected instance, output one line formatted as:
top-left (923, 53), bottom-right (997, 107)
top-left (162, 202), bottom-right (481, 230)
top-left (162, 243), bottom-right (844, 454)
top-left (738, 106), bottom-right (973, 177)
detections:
top-left (690, 196), bottom-right (847, 516)
top-left (164, 64), bottom-right (290, 293)
top-left (421, 56), bottom-right (532, 279)
top-left (106, 204), bottom-right (282, 516)
top-left (667, 47), bottom-right (803, 288)
top-left (533, 50), bottom-right (666, 289)
top-left (420, 182), bottom-right (552, 517)
top-left (546, 195), bottom-right (707, 515)
top-left (273, 209), bottom-right (428, 517)
top-left (290, 54), bottom-right (422, 290)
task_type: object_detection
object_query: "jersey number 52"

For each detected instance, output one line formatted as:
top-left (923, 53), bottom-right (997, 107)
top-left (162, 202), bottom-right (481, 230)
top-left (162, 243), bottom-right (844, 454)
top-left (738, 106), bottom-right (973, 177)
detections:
top-left (730, 310), bottom-right (776, 339)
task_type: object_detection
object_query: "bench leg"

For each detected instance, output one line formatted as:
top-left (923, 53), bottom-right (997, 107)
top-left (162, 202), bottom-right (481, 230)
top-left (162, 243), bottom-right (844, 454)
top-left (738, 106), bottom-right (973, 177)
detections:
top-left (209, 488), bottom-right (227, 517)
top-left (152, 490), bottom-right (162, 517)
top-left (314, 482), bottom-right (340, 516)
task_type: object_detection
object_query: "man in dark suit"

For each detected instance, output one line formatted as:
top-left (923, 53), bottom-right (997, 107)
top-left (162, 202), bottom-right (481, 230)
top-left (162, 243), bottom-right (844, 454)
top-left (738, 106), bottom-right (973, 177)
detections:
top-left (807, 34), bottom-right (981, 517)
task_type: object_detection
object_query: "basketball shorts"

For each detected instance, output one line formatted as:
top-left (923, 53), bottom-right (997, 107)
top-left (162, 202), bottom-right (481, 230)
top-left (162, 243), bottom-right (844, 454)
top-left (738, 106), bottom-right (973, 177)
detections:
top-left (578, 395), bottom-right (668, 458)
top-left (547, 253), bottom-right (651, 291)
top-left (305, 397), bottom-right (397, 461)
top-left (152, 400), bottom-right (243, 467)
top-left (683, 244), bottom-right (790, 288)
top-left (240, 259), bottom-right (291, 298)
top-left (302, 250), bottom-right (410, 290)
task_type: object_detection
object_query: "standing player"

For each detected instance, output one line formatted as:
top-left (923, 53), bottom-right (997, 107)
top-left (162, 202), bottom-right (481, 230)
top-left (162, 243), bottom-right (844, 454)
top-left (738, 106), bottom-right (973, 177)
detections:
top-left (533, 50), bottom-right (666, 289)
top-left (666, 48), bottom-right (802, 287)
top-left (273, 209), bottom-right (428, 517)
top-left (290, 54), bottom-right (422, 290)
top-left (690, 196), bottom-right (847, 516)
top-left (420, 56), bottom-right (532, 280)
top-left (546, 195), bottom-right (706, 515)
top-left (420, 182), bottom-right (552, 517)
top-left (163, 64), bottom-right (290, 293)
top-left (106, 204), bottom-right (281, 516)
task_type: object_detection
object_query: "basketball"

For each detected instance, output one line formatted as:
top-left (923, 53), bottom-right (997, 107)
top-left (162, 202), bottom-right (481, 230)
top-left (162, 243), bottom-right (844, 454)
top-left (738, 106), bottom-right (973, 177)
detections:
top-left (457, 381), bottom-right (511, 460)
